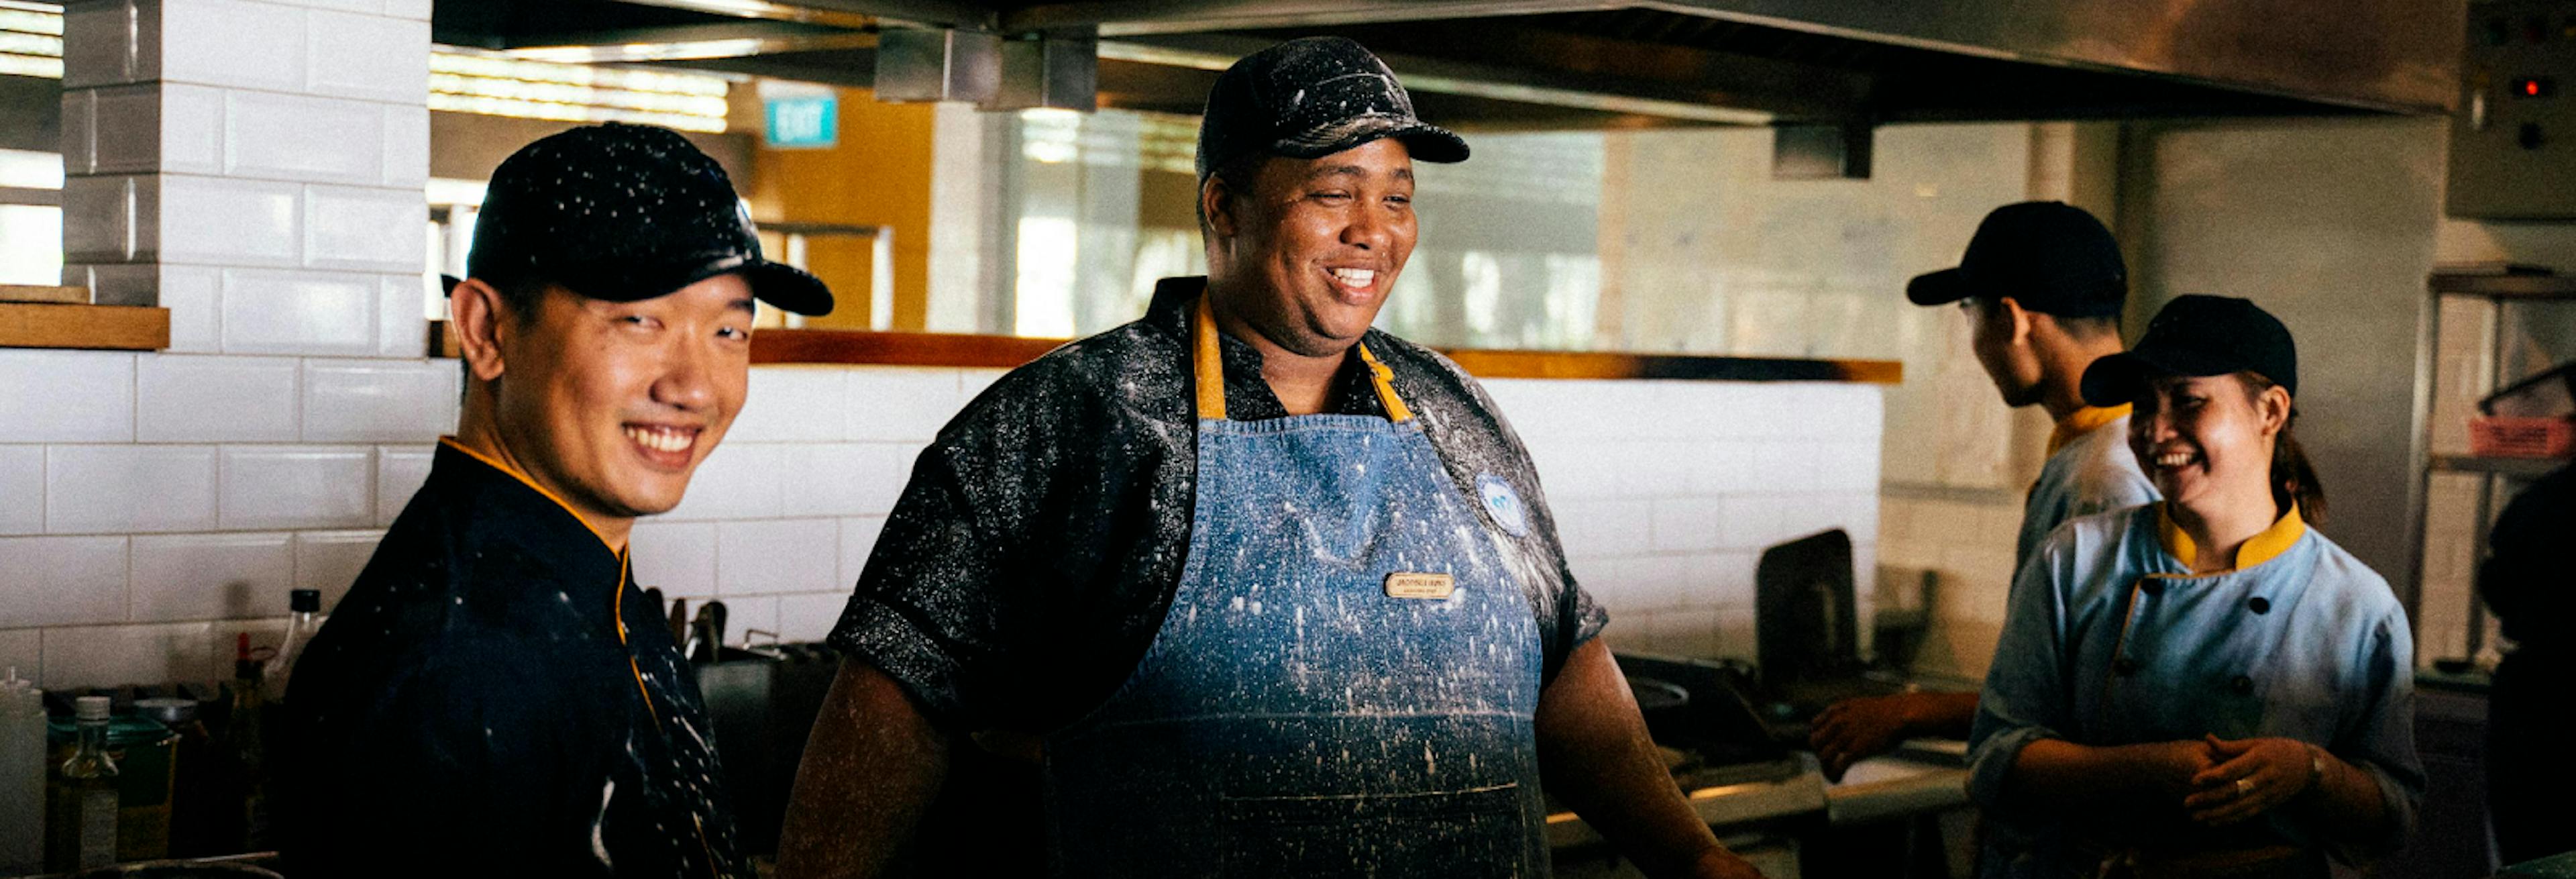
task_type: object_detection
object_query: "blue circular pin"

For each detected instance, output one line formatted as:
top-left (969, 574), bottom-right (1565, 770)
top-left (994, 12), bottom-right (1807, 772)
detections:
top-left (1477, 473), bottom-right (1529, 537)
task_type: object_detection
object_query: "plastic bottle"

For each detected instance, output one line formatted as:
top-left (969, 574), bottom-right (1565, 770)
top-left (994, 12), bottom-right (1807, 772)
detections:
top-left (45, 695), bottom-right (118, 870)
top-left (0, 668), bottom-right (44, 874)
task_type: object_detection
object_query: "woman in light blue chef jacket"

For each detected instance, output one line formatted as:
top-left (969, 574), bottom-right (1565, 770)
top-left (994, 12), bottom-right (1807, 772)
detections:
top-left (1968, 295), bottom-right (2424, 879)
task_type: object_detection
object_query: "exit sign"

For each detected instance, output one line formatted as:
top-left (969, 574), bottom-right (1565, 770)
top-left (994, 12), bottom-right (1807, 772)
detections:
top-left (765, 94), bottom-right (838, 149)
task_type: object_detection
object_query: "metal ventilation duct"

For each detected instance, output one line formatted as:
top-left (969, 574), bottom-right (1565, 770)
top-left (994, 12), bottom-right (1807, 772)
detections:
top-left (429, 0), bottom-right (2464, 127)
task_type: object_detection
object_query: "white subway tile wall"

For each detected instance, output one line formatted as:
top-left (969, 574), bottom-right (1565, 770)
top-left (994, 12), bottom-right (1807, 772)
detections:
top-left (0, 447), bottom-right (42, 535)
top-left (138, 354), bottom-right (300, 442)
top-left (129, 531), bottom-right (294, 621)
top-left (1483, 378), bottom-right (1884, 660)
top-left (0, 351), bottom-right (136, 444)
top-left (1875, 492), bottom-right (2028, 679)
top-left (22, 0), bottom-right (436, 686)
top-left (217, 445), bottom-right (374, 530)
top-left (299, 359), bottom-right (460, 442)
top-left (47, 444), bottom-right (219, 533)
top-left (0, 359), bottom-right (1884, 686)
top-left (290, 529), bottom-right (382, 611)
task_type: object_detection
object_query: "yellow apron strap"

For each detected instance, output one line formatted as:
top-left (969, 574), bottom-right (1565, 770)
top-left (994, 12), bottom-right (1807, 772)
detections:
top-left (1192, 292), bottom-right (1413, 423)
top-left (1193, 293), bottom-right (1229, 421)
top-left (1354, 342), bottom-right (1413, 423)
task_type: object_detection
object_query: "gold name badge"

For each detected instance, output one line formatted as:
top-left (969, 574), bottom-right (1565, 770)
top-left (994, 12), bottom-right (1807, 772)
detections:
top-left (1384, 572), bottom-right (1456, 600)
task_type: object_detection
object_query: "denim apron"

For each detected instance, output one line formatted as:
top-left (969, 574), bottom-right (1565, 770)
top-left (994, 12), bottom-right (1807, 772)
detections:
top-left (1041, 295), bottom-right (1548, 878)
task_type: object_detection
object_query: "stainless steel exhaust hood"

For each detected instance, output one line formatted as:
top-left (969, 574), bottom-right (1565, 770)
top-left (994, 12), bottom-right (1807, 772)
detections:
top-left (432, 0), bottom-right (2464, 127)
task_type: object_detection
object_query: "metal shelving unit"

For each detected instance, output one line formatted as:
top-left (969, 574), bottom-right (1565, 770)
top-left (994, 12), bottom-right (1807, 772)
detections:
top-left (2410, 273), bottom-right (2576, 664)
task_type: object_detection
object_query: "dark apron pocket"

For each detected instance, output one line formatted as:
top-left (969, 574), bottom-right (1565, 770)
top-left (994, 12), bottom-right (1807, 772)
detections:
top-left (1219, 783), bottom-right (1534, 878)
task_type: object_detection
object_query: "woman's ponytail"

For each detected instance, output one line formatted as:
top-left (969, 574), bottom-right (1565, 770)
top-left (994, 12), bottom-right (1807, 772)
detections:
top-left (2242, 372), bottom-right (2325, 524)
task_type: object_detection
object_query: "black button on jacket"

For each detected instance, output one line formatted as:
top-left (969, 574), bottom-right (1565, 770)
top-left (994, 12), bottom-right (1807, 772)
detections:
top-left (279, 440), bottom-right (747, 879)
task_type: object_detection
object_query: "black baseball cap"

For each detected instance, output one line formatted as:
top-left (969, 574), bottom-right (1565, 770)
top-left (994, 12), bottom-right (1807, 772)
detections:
top-left (1194, 37), bottom-right (1468, 178)
top-left (2081, 295), bottom-right (2299, 407)
top-left (1907, 201), bottom-right (2125, 318)
top-left (464, 123), bottom-right (832, 316)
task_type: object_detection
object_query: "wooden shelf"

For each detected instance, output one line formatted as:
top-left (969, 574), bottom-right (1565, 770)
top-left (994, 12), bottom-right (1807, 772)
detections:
top-left (2428, 273), bottom-right (2576, 301)
top-left (751, 329), bottom-right (1064, 369)
top-left (2429, 454), bottom-right (2566, 479)
top-left (0, 302), bottom-right (170, 351)
top-left (745, 328), bottom-right (1904, 384)
top-left (0, 285), bottom-right (89, 305)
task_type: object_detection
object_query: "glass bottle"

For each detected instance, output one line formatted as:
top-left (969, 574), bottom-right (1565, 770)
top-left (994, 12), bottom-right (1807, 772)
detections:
top-left (228, 633), bottom-right (268, 851)
top-left (45, 695), bottom-right (118, 871)
top-left (261, 589), bottom-right (322, 704)
top-left (0, 668), bottom-right (44, 874)
top-left (137, 697), bottom-right (215, 858)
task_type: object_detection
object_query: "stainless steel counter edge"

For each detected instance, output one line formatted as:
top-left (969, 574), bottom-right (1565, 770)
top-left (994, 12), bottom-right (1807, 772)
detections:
top-left (1544, 760), bottom-right (1833, 849)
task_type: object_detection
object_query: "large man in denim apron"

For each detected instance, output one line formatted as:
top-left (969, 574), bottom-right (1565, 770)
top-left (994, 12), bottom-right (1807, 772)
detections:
top-left (781, 38), bottom-right (1762, 879)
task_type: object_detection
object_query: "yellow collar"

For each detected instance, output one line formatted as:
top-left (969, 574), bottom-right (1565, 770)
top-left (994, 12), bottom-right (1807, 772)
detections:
top-left (438, 435), bottom-right (621, 556)
top-left (2157, 501), bottom-right (2305, 572)
top-left (1191, 292), bottom-right (1411, 422)
top-left (2047, 404), bottom-right (2131, 456)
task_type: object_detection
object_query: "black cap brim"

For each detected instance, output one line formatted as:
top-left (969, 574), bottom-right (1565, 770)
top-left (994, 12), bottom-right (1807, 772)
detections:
top-left (1906, 267), bottom-right (1969, 306)
top-left (557, 255), bottom-right (835, 317)
top-left (733, 260), bottom-right (836, 317)
top-left (2080, 348), bottom-right (2248, 407)
top-left (1276, 115), bottom-right (1469, 164)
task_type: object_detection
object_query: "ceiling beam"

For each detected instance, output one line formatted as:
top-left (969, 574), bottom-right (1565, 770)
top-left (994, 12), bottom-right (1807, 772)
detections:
top-left (500, 28), bottom-right (879, 63)
top-left (1102, 32), bottom-right (1782, 125)
top-left (750, 0), bottom-right (1002, 30)
top-left (612, 0), bottom-right (885, 30)
top-left (1003, 0), bottom-right (1620, 36)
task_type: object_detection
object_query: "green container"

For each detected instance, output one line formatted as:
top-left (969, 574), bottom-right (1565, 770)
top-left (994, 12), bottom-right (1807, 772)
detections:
top-left (50, 713), bottom-right (178, 862)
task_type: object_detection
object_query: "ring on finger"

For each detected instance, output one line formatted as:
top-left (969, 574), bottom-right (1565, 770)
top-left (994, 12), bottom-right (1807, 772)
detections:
top-left (2235, 777), bottom-right (2255, 796)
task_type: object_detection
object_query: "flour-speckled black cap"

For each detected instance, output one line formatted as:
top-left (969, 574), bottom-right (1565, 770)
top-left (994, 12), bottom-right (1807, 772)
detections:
top-left (466, 122), bottom-right (832, 316)
top-left (1194, 37), bottom-right (1468, 178)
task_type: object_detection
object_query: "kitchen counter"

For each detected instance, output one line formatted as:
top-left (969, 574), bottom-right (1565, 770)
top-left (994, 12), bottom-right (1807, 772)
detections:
top-left (1545, 755), bottom-right (1832, 849)
top-left (1542, 740), bottom-right (1970, 849)
top-left (1824, 741), bottom-right (1972, 826)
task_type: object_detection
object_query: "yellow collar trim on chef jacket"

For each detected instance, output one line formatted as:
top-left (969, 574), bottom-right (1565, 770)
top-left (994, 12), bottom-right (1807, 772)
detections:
top-left (2047, 403), bottom-right (2132, 456)
top-left (438, 435), bottom-right (621, 557)
top-left (441, 437), bottom-right (657, 722)
top-left (2157, 501), bottom-right (2306, 572)
top-left (1191, 293), bottom-right (1411, 423)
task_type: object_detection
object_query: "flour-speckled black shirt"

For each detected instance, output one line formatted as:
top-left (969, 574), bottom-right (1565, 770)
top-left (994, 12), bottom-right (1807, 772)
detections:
top-left (281, 440), bottom-right (747, 879)
top-left (828, 277), bottom-right (1605, 733)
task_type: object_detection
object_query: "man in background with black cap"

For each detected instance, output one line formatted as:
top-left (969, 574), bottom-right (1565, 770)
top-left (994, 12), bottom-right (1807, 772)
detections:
top-left (280, 123), bottom-right (830, 878)
top-left (1809, 201), bottom-right (2157, 780)
top-left (780, 37), bottom-right (1760, 879)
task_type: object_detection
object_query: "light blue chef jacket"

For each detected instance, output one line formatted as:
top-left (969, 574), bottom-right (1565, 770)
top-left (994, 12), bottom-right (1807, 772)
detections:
top-left (2018, 405), bottom-right (2160, 571)
top-left (1968, 504), bottom-right (2424, 878)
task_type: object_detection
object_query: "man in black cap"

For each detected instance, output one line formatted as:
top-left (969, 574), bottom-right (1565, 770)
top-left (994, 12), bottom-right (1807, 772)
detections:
top-left (780, 37), bottom-right (1759, 879)
top-left (1808, 201), bottom-right (2157, 780)
top-left (280, 123), bottom-right (830, 878)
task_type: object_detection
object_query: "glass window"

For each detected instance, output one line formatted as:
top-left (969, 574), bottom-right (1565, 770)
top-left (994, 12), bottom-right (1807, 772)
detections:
top-left (0, 204), bottom-right (60, 285)
top-left (0, 148), bottom-right (62, 189)
top-left (0, 149), bottom-right (62, 287)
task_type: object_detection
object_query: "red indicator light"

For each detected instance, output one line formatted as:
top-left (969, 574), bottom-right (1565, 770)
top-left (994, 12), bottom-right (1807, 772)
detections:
top-left (2514, 77), bottom-right (2557, 99)
top-left (2530, 81), bottom-right (2543, 95)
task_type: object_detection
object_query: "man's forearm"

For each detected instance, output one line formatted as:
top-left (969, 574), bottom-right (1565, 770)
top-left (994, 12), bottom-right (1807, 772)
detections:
top-left (1535, 639), bottom-right (1737, 879)
top-left (1911, 690), bottom-right (1982, 740)
top-left (777, 659), bottom-right (953, 879)
top-left (2004, 738), bottom-right (2188, 809)
top-left (2294, 750), bottom-right (2392, 843)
